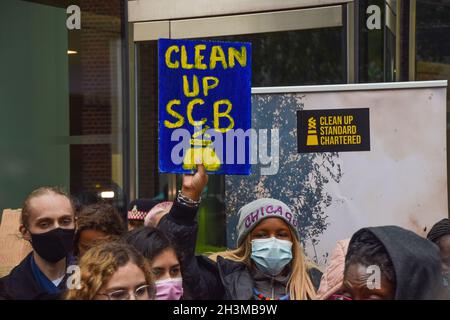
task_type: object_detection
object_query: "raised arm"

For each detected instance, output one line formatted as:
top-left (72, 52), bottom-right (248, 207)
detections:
top-left (158, 165), bottom-right (224, 299)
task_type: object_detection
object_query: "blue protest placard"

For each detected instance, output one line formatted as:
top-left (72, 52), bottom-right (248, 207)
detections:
top-left (158, 38), bottom-right (252, 175)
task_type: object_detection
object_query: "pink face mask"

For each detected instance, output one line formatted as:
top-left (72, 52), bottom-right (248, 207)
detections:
top-left (155, 278), bottom-right (183, 300)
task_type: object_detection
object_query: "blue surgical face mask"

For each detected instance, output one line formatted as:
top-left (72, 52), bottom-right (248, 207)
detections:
top-left (251, 237), bottom-right (293, 276)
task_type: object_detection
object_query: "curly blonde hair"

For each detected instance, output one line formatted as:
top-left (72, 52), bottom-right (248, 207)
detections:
top-left (66, 241), bottom-right (155, 300)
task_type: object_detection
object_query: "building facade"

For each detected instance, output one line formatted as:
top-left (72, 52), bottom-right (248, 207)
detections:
top-left (0, 0), bottom-right (449, 251)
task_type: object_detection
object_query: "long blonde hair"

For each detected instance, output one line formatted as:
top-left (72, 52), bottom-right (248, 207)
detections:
top-left (208, 235), bottom-right (318, 300)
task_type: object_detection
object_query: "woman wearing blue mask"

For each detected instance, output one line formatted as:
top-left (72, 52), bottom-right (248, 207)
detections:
top-left (158, 165), bottom-right (322, 300)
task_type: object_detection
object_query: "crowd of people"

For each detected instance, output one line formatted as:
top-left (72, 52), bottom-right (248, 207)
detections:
top-left (0, 164), bottom-right (449, 300)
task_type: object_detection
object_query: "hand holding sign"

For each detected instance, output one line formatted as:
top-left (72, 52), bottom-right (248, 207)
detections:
top-left (158, 39), bottom-right (252, 175)
top-left (181, 164), bottom-right (209, 201)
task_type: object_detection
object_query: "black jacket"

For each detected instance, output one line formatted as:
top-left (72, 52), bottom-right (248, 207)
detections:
top-left (349, 226), bottom-right (446, 300)
top-left (158, 200), bottom-right (322, 300)
top-left (0, 253), bottom-right (67, 300)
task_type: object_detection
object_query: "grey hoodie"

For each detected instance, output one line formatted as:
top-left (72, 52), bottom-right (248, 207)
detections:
top-left (349, 226), bottom-right (444, 300)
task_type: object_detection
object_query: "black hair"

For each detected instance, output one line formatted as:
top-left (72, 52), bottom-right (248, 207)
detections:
top-left (124, 226), bottom-right (180, 262)
top-left (345, 230), bottom-right (396, 284)
top-left (427, 218), bottom-right (450, 243)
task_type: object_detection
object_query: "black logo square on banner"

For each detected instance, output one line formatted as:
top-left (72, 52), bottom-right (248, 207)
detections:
top-left (297, 108), bottom-right (370, 153)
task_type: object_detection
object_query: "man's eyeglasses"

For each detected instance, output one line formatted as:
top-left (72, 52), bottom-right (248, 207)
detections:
top-left (99, 284), bottom-right (153, 300)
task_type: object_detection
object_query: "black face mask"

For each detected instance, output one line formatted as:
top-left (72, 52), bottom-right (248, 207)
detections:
top-left (29, 228), bottom-right (75, 263)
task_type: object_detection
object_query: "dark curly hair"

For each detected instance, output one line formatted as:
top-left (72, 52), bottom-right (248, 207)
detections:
top-left (74, 203), bottom-right (127, 256)
top-left (345, 229), bottom-right (396, 284)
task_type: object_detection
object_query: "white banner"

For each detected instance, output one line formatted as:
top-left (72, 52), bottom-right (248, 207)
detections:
top-left (225, 81), bottom-right (448, 266)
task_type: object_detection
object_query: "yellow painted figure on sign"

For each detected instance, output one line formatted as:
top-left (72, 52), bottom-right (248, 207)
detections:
top-left (183, 146), bottom-right (221, 171)
top-left (182, 126), bottom-right (222, 172)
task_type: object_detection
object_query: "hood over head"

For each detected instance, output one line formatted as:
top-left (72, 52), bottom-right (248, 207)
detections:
top-left (347, 225), bottom-right (442, 300)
